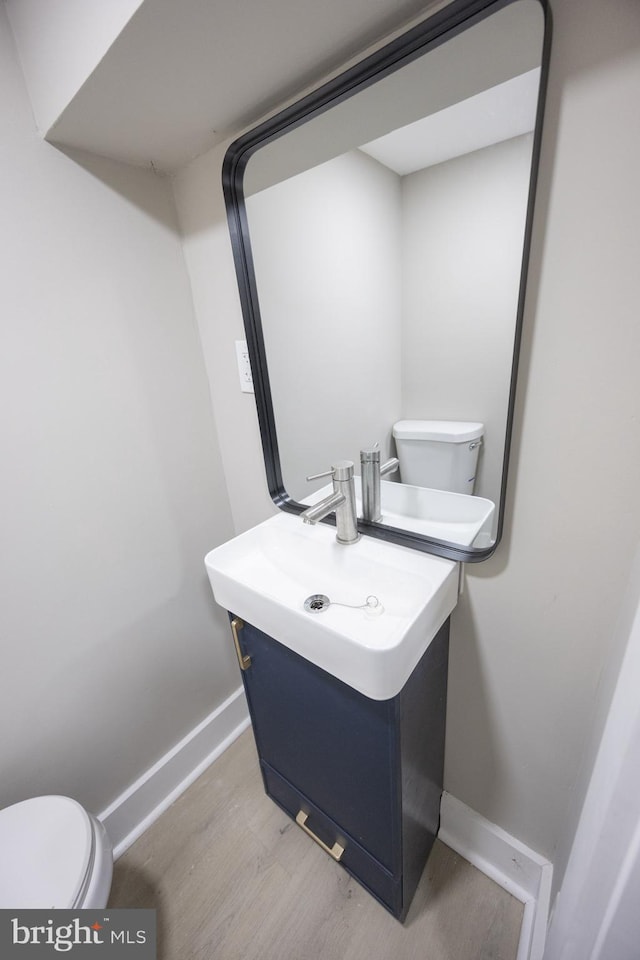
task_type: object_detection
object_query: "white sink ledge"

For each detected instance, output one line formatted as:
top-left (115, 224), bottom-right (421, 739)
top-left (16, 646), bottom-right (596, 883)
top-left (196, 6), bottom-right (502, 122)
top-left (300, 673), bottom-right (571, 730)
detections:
top-left (204, 512), bottom-right (458, 701)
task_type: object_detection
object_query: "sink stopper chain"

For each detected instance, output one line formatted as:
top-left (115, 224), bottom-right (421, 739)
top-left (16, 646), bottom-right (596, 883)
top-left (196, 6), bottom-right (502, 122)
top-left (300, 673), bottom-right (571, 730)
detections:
top-left (303, 594), bottom-right (383, 615)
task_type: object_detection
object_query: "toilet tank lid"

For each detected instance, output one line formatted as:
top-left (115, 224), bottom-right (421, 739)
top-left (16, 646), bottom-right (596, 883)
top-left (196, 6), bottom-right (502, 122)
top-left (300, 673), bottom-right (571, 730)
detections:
top-left (393, 420), bottom-right (484, 442)
top-left (0, 795), bottom-right (93, 909)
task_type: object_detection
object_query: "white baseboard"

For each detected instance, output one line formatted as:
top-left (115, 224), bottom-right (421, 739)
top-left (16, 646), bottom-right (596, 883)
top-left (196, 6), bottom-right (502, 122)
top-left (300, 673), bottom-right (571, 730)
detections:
top-left (98, 686), bottom-right (250, 859)
top-left (439, 792), bottom-right (553, 960)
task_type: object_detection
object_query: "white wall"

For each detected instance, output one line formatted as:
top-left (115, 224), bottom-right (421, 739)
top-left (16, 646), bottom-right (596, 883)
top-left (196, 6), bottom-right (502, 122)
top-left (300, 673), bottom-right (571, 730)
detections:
top-left (5, 0), bottom-right (143, 134)
top-left (246, 150), bottom-right (402, 500)
top-left (446, 0), bottom-right (640, 888)
top-left (174, 0), bottom-right (640, 897)
top-left (401, 133), bottom-right (534, 505)
top-left (543, 548), bottom-right (640, 959)
top-left (170, 143), bottom-right (277, 536)
top-left (0, 6), bottom-right (240, 816)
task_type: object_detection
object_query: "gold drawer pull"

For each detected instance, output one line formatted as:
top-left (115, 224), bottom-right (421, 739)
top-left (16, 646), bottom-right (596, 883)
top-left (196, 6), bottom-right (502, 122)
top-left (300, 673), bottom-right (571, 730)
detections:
top-left (295, 810), bottom-right (345, 862)
top-left (231, 618), bottom-right (251, 671)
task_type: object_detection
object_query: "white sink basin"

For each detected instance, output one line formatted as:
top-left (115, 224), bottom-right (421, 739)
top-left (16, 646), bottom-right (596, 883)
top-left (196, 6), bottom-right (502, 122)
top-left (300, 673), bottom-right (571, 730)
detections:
top-left (375, 479), bottom-right (495, 545)
top-left (204, 512), bottom-right (458, 700)
top-left (306, 480), bottom-right (495, 546)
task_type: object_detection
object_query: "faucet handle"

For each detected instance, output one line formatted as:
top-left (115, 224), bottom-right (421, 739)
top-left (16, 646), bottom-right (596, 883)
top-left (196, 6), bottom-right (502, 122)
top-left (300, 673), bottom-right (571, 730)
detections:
top-left (306, 468), bottom-right (334, 482)
top-left (306, 460), bottom-right (355, 482)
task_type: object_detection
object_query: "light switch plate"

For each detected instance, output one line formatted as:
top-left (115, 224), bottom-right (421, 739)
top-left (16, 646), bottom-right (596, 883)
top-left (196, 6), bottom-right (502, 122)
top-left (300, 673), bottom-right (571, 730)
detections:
top-left (235, 340), bottom-right (254, 393)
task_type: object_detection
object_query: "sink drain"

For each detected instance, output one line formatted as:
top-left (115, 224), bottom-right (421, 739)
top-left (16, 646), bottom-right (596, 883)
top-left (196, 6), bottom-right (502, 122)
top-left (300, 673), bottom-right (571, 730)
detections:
top-left (304, 594), bottom-right (331, 613)
top-left (303, 593), bottom-right (384, 616)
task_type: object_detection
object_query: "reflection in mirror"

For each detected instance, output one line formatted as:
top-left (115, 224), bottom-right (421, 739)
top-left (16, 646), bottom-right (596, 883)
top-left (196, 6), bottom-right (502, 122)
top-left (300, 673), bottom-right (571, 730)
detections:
top-left (225, 0), bottom-right (550, 561)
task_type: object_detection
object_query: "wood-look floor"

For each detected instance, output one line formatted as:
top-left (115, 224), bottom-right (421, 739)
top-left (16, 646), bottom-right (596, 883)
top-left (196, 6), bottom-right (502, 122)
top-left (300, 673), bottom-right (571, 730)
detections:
top-left (109, 729), bottom-right (523, 960)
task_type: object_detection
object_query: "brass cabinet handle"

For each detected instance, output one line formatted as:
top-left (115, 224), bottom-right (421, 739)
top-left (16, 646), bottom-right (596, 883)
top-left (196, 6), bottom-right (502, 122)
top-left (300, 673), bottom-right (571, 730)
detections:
top-left (295, 810), bottom-right (344, 862)
top-left (230, 618), bottom-right (251, 671)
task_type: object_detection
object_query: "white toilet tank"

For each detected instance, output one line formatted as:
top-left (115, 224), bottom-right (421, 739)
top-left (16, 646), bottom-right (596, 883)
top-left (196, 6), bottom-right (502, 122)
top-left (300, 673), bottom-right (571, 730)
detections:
top-left (392, 420), bottom-right (484, 494)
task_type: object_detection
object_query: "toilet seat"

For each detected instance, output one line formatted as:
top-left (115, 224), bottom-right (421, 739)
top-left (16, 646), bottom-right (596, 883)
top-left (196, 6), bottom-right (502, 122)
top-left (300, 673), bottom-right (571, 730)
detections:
top-left (0, 796), bottom-right (97, 909)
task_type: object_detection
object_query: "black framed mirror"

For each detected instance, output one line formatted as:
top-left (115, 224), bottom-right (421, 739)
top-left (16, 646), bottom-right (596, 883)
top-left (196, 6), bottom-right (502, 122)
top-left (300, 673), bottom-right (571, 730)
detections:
top-left (223, 0), bottom-right (551, 562)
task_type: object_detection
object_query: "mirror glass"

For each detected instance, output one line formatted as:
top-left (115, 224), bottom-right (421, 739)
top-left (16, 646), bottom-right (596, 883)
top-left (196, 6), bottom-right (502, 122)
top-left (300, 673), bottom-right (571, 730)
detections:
top-left (224, 0), bottom-right (550, 561)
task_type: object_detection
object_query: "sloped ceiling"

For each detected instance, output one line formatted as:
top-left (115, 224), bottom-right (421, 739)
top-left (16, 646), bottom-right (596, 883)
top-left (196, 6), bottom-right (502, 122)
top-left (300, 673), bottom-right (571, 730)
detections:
top-left (43, 0), bottom-right (448, 171)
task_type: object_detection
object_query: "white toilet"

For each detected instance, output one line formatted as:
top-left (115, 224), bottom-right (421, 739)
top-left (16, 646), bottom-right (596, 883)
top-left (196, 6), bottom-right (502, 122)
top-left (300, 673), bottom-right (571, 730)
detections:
top-left (0, 796), bottom-right (113, 909)
top-left (393, 420), bottom-right (484, 495)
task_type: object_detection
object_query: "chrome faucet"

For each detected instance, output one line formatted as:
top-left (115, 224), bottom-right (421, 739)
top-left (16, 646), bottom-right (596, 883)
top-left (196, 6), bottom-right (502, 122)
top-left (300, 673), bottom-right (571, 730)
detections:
top-left (301, 460), bottom-right (360, 544)
top-left (360, 444), bottom-right (399, 522)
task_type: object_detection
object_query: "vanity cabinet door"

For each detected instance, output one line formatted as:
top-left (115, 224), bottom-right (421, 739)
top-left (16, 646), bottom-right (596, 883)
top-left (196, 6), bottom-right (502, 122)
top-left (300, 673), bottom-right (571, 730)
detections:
top-left (229, 614), bottom-right (449, 921)
top-left (232, 616), bottom-right (401, 874)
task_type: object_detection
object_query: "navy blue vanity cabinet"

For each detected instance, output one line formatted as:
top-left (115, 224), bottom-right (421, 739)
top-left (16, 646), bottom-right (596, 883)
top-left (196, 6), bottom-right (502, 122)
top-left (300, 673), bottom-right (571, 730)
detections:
top-left (229, 614), bottom-right (449, 921)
